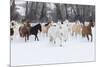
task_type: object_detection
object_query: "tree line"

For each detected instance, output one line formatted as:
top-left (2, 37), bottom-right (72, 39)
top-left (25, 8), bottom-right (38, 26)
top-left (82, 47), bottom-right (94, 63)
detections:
top-left (10, 0), bottom-right (95, 23)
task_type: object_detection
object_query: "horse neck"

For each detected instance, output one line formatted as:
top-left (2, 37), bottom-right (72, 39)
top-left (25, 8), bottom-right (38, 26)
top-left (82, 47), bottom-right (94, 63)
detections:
top-left (85, 24), bottom-right (92, 30)
top-left (87, 22), bottom-right (92, 28)
top-left (37, 24), bottom-right (42, 32)
top-left (46, 25), bottom-right (50, 29)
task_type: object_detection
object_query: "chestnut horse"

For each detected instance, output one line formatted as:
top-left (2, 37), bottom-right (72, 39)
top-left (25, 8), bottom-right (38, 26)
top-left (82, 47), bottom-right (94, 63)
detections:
top-left (82, 20), bottom-right (94, 42)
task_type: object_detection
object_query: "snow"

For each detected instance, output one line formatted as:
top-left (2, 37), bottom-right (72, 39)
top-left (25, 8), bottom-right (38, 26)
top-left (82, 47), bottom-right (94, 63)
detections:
top-left (11, 24), bottom-right (96, 66)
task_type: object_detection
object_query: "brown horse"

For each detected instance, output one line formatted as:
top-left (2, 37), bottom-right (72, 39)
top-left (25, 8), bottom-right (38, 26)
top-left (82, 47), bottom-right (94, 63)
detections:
top-left (82, 20), bottom-right (94, 42)
top-left (19, 22), bottom-right (31, 42)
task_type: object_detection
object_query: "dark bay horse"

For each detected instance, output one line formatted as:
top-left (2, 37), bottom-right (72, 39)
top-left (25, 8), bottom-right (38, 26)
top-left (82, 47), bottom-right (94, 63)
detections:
top-left (82, 20), bottom-right (94, 42)
top-left (19, 23), bottom-right (30, 42)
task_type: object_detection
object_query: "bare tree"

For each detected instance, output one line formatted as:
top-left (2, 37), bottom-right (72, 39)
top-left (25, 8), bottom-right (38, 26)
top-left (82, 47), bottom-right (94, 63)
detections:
top-left (10, 0), bottom-right (15, 21)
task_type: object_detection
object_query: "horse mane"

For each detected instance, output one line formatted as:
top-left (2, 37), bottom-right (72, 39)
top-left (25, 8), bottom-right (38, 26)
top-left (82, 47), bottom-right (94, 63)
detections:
top-left (31, 24), bottom-right (41, 31)
top-left (44, 23), bottom-right (49, 26)
top-left (44, 21), bottom-right (51, 26)
top-left (34, 24), bottom-right (41, 27)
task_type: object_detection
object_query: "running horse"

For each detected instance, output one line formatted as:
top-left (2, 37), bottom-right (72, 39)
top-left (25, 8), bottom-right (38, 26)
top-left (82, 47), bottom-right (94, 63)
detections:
top-left (41, 20), bottom-right (52, 36)
top-left (30, 24), bottom-right (42, 41)
top-left (82, 20), bottom-right (94, 42)
top-left (19, 21), bottom-right (31, 42)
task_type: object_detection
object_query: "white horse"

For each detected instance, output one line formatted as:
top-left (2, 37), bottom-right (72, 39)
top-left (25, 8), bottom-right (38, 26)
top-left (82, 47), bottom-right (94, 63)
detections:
top-left (48, 20), bottom-right (70, 47)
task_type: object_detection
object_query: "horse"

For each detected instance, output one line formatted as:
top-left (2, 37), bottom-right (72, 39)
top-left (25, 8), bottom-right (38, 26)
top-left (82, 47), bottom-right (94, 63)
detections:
top-left (48, 21), bottom-right (70, 47)
top-left (71, 20), bottom-right (82, 37)
top-left (19, 23), bottom-right (30, 42)
top-left (30, 24), bottom-right (42, 41)
top-left (10, 22), bottom-right (15, 40)
top-left (82, 20), bottom-right (94, 42)
top-left (41, 20), bottom-right (52, 36)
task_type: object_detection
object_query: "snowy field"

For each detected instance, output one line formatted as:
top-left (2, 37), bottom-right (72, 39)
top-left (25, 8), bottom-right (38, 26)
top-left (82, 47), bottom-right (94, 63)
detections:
top-left (11, 24), bottom-right (96, 66)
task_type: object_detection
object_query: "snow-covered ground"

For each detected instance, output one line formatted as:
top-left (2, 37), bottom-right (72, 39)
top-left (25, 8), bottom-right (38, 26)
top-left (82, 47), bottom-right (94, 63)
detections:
top-left (11, 24), bottom-right (96, 66)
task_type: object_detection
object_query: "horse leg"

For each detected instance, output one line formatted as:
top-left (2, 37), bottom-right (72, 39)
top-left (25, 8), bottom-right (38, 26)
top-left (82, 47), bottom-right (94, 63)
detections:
top-left (19, 32), bottom-right (21, 37)
top-left (90, 33), bottom-right (93, 42)
top-left (27, 33), bottom-right (29, 40)
top-left (35, 35), bottom-right (39, 41)
top-left (86, 34), bottom-right (89, 41)
top-left (82, 32), bottom-right (85, 37)
top-left (25, 36), bottom-right (27, 42)
top-left (27, 35), bottom-right (29, 40)
top-left (72, 31), bottom-right (74, 36)
top-left (54, 40), bottom-right (56, 44)
top-left (35, 35), bottom-right (36, 41)
top-left (46, 32), bottom-right (48, 37)
top-left (10, 36), bottom-right (13, 40)
top-left (36, 35), bottom-right (39, 41)
top-left (59, 37), bottom-right (62, 47)
top-left (75, 32), bottom-right (77, 37)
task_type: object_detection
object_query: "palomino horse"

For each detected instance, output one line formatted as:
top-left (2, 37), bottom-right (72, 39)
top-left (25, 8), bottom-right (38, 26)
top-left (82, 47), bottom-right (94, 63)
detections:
top-left (82, 20), bottom-right (94, 42)
top-left (72, 20), bottom-right (82, 37)
top-left (41, 20), bottom-right (52, 36)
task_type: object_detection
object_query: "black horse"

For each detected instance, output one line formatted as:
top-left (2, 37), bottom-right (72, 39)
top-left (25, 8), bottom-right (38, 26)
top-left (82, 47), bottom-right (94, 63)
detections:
top-left (30, 24), bottom-right (42, 41)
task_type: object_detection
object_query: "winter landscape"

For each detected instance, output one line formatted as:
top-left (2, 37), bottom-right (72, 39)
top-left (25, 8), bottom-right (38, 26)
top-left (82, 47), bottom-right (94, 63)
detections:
top-left (10, 0), bottom-right (95, 66)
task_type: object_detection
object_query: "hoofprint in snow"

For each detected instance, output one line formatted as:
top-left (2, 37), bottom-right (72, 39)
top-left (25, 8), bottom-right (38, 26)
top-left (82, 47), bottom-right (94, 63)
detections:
top-left (11, 23), bottom-right (96, 66)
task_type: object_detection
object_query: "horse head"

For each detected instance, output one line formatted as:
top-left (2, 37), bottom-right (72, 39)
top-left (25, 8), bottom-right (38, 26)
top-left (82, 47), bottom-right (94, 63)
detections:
top-left (89, 20), bottom-right (95, 27)
top-left (37, 24), bottom-right (42, 32)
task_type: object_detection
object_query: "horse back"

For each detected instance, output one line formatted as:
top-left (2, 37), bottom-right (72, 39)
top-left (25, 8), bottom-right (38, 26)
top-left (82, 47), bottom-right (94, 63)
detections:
top-left (82, 26), bottom-right (92, 34)
top-left (30, 24), bottom-right (41, 35)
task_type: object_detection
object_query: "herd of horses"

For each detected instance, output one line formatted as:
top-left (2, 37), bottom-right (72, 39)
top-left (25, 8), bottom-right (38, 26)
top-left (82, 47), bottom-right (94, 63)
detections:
top-left (10, 19), bottom-right (95, 44)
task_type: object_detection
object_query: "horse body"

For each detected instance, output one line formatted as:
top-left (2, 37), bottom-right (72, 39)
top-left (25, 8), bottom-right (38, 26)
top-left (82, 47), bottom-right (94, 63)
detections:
top-left (30, 24), bottom-right (42, 41)
top-left (41, 21), bottom-right (52, 36)
top-left (82, 21), bottom-right (94, 42)
top-left (19, 24), bottom-right (30, 42)
top-left (10, 28), bottom-right (14, 36)
top-left (10, 22), bottom-right (16, 40)
top-left (48, 22), bottom-right (70, 47)
top-left (48, 25), bottom-right (58, 46)
top-left (71, 21), bottom-right (82, 37)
